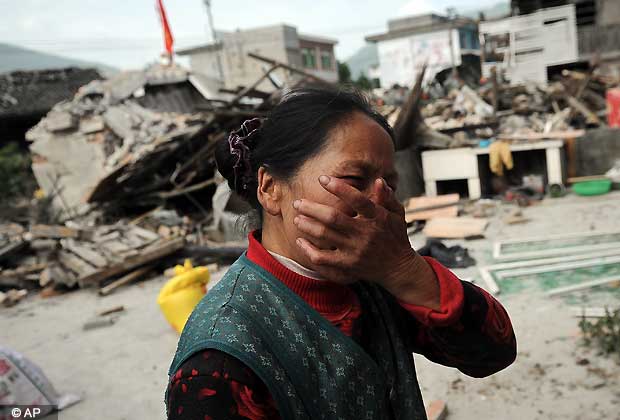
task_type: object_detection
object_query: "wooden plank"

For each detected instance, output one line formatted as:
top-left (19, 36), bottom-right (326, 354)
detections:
top-left (98, 305), bottom-right (125, 316)
top-left (496, 130), bottom-right (585, 140)
top-left (58, 250), bottom-right (97, 278)
top-left (0, 263), bottom-right (46, 288)
top-left (98, 266), bottom-right (152, 296)
top-left (0, 223), bottom-right (25, 236)
top-left (423, 217), bottom-right (488, 239)
top-left (61, 239), bottom-right (109, 268)
top-left (567, 175), bottom-right (608, 183)
top-left (39, 264), bottom-right (74, 287)
top-left (247, 52), bottom-right (331, 85)
top-left (79, 237), bottom-right (184, 286)
top-left (404, 194), bottom-right (459, 223)
top-left (100, 240), bottom-right (131, 255)
top-left (128, 226), bottom-right (160, 243)
top-left (566, 95), bottom-right (601, 125)
top-left (30, 224), bottom-right (79, 239)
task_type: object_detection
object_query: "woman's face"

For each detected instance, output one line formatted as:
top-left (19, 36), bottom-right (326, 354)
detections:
top-left (277, 111), bottom-right (398, 264)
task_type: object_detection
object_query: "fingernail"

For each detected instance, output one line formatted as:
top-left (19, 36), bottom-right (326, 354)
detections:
top-left (381, 178), bottom-right (389, 192)
top-left (319, 175), bottom-right (330, 185)
top-left (294, 216), bottom-right (300, 225)
top-left (293, 199), bottom-right (300, 209)
top-left (296, 238), bottom-right (302, 246)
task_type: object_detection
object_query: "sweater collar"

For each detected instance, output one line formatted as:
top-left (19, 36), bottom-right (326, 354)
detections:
top-left (246, 230), bottom-right (356, 313)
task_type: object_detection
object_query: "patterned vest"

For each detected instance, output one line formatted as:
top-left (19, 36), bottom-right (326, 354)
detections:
top-left (167, 255), bottom-right (427, 420)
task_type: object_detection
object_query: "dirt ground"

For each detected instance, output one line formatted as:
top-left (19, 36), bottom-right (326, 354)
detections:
top-left (2, 191), bottom-right (620, 420)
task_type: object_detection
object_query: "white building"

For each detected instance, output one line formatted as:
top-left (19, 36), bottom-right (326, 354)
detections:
top-left (365, 14), bottom-right (480, 88)
top-left (480, 4), bottom-right (579, 84)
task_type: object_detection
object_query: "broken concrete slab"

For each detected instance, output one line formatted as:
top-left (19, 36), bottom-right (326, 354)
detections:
top-left (103, 106), bottom-right (136, 140)
top-left (30, 132), bottom-right (108, 214)
top-left (79, 116), bottom-right (105, 134)
top-left (45, 111), bottom-right (76, 132)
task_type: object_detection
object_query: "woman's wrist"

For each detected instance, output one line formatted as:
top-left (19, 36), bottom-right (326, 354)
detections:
top-left (383, 249), bottom-right (441, 311)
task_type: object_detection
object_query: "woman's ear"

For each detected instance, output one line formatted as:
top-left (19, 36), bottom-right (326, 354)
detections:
top-left (256, 166), bottom-right (282, 216)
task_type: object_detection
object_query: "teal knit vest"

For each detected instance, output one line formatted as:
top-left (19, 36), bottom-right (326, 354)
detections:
top-left (167, 255), bottom-right (427, 420)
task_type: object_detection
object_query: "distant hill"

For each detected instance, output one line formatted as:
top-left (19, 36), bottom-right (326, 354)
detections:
top-left (0, 43), bottom-right (117, 76)
top-left (345, 43), bottom-right (378, 80)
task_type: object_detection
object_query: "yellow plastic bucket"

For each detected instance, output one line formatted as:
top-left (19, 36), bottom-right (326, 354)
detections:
top-left (157, 260), bottom-right (210, 333)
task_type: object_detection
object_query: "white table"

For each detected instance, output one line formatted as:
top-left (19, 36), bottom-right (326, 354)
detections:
top-left (421, 140), bottom-right (564, 199)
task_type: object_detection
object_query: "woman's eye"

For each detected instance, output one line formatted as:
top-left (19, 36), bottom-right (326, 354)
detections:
top-left (341, 176), bottom-right (365, 190)
top-left (342, 176), bottom-right (365, 185)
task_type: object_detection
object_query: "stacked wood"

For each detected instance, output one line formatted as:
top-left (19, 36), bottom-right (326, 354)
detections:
top-left (0, 222), bottom-right (184, 296)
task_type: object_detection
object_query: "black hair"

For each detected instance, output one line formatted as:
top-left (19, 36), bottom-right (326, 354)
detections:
top-left (215, 86), bottom-right (395, 216)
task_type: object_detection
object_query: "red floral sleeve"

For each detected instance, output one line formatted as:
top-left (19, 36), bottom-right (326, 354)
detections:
top-left (400, 257), bottom-right (517, 378)
top-left (167, 349), bottom-right (281, 420)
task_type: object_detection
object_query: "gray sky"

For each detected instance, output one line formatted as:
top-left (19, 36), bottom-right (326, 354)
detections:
top-left (2, 0), bottom-right (504, 70)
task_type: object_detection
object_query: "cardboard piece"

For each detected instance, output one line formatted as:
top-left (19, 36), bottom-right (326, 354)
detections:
top-left (423, 217), bottom-right (488, 239)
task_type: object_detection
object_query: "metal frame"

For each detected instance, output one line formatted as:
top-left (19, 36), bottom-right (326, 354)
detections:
top-left (492, 229), bottom-right (620, 261)
top-left (546, 276), bottom-right (620, 297)
top-left (571, 307), bottom-right (620, 318)
top-left (478, 249), bottom-right (620, 294)
top-left (496, 255), bottom-right (620, 280)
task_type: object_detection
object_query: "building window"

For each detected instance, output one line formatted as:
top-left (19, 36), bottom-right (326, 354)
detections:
top-left (320, 50), bottom-right (332, 70)
top-left (301, 48), bottom-right (316, 69)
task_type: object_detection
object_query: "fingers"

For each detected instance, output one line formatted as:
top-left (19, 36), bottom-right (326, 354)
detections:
top-left (372, 178), bottom-right (404, 215)
top-left (293, 199), bottom-right (353, 231)
top-left (295, 237), bottom-right (339, 267)
top-left (293, 214), bottom-right (347, 246)
top-left (318, 175), bottom-right (376, 218)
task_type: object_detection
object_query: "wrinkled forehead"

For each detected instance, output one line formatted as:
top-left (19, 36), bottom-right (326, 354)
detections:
top-left (325, 113), bottom-right (396, 173)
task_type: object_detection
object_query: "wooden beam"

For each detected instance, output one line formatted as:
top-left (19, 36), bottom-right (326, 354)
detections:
top-left (98, 266), bottom-right (152, 296)
top-left (247, 52), bottom-right (331, 85)
top-left (79, 237), bottom-right (184, 286)
top-left (229, 63), bottom-right (280, 105)
top-left (30, 225), bottom-right (80, 239)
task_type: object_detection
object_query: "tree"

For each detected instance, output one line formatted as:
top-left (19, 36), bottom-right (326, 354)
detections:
top-left (338, 62), bottom-right (352, 84)
top-left (354, 74), bottom-right (373, 91)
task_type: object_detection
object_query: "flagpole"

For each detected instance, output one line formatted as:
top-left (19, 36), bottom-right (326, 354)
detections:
top-left (203, 0), bottom-right (224, 82)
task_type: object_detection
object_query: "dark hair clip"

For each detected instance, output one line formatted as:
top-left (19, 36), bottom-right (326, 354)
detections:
top-left (227, 118), bottom-right (263, 194)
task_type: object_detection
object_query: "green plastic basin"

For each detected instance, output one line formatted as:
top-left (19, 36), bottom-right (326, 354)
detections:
top-left (572, 179), bottom-right (612, 196)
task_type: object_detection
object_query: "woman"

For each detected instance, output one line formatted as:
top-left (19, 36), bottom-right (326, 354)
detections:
top-left (166, 87), bottom-right (516, 420)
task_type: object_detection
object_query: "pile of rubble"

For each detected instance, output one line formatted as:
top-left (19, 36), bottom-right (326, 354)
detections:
top-left (25, 64), bottom-right (234, 217)
top-left (419, 68), bottom-right (618, 143)
top-left (1, 54), bottom-right (329, 306)
top-left (0, 222), bottom-right (182, 305)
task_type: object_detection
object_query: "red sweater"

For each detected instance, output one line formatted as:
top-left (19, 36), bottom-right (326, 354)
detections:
top-left (167, 231), bottom-right (516, 420)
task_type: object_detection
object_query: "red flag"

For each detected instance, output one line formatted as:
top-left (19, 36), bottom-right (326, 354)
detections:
top-left (156, 0), bottom-right (174, 55)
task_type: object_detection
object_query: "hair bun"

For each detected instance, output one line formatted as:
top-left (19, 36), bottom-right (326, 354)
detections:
top-left (215, 118), bottom-right (263, 198)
